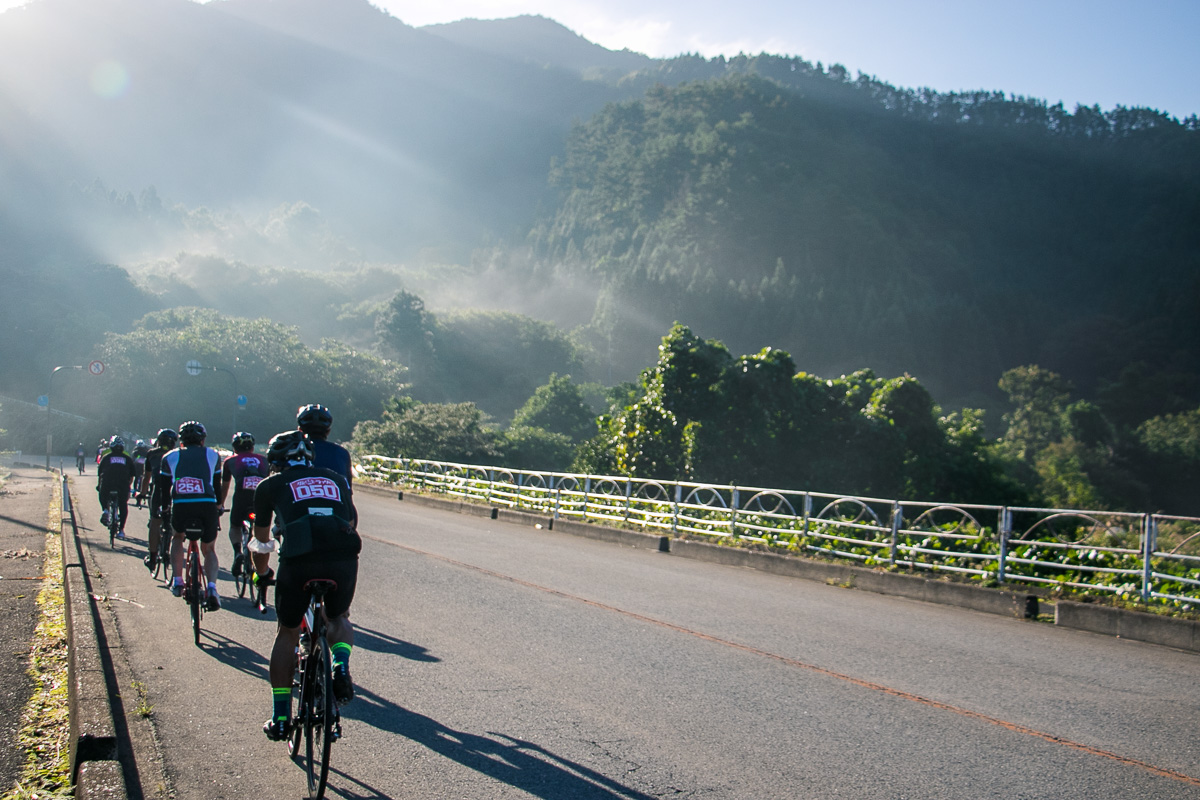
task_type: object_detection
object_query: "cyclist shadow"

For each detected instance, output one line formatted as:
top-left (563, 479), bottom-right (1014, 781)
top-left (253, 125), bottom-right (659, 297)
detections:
top-left (196, 631), bottom-right (269, 680)
top-left (337, 686), bottom-right (657, 800)
top-left (350, 625), bottom-right (439, 663)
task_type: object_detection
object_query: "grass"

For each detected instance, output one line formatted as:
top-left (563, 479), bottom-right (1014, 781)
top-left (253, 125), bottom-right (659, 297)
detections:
top-left (0, 485), bottom-right (72, 800)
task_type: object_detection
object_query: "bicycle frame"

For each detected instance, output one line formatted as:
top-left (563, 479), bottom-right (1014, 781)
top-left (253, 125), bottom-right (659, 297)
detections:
top-left (106, 491), bottom-right (120, 548)
top-left (183, 527), bottom-right (205, 647)
top-left (288, 579), bottom-right (340, 799)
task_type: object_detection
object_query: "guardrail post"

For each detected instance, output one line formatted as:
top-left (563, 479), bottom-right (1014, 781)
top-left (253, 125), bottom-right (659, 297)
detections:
top-left (889, 502), bottom-right (902, 565)
top-left (801, 493), bottom-right (811, 544)
top-left (583, 476), bottom-right (591, 519)
top-left (672, 483), bottom-right (681, 534)
top-left (1141, 514), bottom-right (1155, 602)
top-left (998, 507), bottom-right (1011, 584)
top-left (485, 470), bottom-right (494, 505)
top-left (516, 472), bottom-right (524, 510)
top-left (730, 487), bottom-right (739, 538)
top-left (624, 479), bottom-right (632, 522)
top-left (551, 475), bottom-right (561, 519)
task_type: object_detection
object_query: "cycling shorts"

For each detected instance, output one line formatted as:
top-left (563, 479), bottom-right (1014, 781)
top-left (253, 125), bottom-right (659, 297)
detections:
top-left (228, 496), bottom-right (256, 533)
top-left (274, 556), bottom-right (358, 629)
top-left (171, 504), bottom-right (220, 544)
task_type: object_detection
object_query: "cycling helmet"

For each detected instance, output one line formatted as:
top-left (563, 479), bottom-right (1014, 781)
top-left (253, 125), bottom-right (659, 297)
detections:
top-left (109, 436), bottom-right (125, 453)
top-left (266, 430), bottom-right (313, 468)
top-left (296, 404), bottom-right (333, 436)
top-left (155, 428), bottom-right (179, 449)
top-left (178, 421), bottom-right (207, 446)
top-left (231, 431), bottom-right (255, 452)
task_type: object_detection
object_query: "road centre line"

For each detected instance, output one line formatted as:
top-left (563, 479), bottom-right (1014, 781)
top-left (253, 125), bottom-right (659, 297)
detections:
top-left (363, 533), bottom-right (1199, 788)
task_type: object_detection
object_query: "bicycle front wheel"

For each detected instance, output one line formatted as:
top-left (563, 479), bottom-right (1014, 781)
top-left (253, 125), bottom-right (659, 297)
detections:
top-left (304, 639), bottom-right (334, 799)
top-left (235, 535), bottom-right (251, 599)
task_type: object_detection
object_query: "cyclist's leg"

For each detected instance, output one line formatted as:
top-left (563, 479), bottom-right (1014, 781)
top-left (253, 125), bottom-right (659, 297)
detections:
top-left (265, 560), bottom-right (306, 736)
top-left (322, 559), bottom-right (358, 701)
top-left (196, 506), bottom-right (220, 603)
top-left (116, 492), bottom-right (130, 533)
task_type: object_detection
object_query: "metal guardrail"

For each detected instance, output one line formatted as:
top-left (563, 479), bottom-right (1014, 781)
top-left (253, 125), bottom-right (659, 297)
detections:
top-left (357, 456), bottom-right (1200, 610)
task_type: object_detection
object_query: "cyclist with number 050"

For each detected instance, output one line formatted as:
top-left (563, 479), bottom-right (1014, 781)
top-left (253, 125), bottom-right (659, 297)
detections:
top-left (218, 431), bottom-right (269, 579)
top-left (158, 421), bottom-right (223, 610)
top-left (97, 437), bottom-right (135, 539)
top-left (253, 431), bottom-right (359, 741)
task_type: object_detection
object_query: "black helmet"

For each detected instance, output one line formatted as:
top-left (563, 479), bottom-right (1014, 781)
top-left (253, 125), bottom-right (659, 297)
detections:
top-left (155, 428), bottom-right (179, 449)
top-left (179, 421), bottom-right (207, 446)
top-left (231, 431), bottom-right (255, 452)
top-left (109, 436), bottom-right (125, 452)
top-left (267, 430), bottom-right (313, 468)
top-left (296, 404), bottom-right (332, 436)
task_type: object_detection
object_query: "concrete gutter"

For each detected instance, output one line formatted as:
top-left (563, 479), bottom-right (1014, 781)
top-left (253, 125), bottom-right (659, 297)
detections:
top-left (372, 485), bottom-right (1198, 654)
top-left (60, 480), bottom-right (128, 799)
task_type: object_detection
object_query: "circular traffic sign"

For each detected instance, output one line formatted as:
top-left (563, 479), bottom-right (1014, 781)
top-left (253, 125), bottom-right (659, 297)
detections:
top-left (88, 360), bottom-right (105, 375)
top-left (237, 394), bottom-right (248, 407)
top-left (185, 360), bottom-right (203, 376)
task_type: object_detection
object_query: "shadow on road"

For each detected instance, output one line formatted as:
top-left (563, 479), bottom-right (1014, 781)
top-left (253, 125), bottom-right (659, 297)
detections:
top-left (337, 685), bottom-right (657, 800)
top-left (352, 624), bottom-right (440, 663)
top-left (199, 631), bottom-right (270, 680)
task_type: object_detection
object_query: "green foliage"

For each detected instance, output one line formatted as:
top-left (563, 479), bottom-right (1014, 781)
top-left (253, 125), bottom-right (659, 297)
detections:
top-left (69, 308), bottom-right (406, 447)
top-left (510, 373), bottom-right (596, 442)
top-left (579, 323), bottom-right (1023, 504)
top-left (351, 401), bottom-right (503, 465)
top-left (499, 426), bottom-right (576, 472)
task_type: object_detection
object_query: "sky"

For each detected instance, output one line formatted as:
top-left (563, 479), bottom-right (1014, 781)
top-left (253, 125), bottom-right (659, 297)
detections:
top-left (1, 0), bottom-right (1197, 119)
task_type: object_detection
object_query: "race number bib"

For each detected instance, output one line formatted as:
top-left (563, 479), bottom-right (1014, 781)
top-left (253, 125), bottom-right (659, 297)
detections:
top-left (242, 475), bottom-right (263, 491)
top-left (289, 477), bottom-right (342, 503)
top-left (176, 477), bottom-right (204, 495)
top-left (110, 456), bottom-right (127, 465)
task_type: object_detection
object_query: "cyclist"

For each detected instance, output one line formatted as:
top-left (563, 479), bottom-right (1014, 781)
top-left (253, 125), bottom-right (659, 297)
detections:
top-left (75, 443), bottom-right (86, 474)
top-left (158, 421), bottom-right (223, 610)
top-left (218, 431), bottom-right (269, 578)
top-left (296, 404), bottom-right (353, 485)
top-left (97, 437), bottom-right (136, 538)
top-left (138, 428), bottom-right (178, 573)
top-left (132, 439), bottom-right (150, 501)
top-left (253, 430), bottom-right (360, 740)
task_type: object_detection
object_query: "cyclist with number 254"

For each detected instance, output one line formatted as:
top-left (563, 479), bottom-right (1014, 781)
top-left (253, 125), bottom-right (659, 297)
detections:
top-left (159, 421), bottom-right (224, 609)
top-left (253, 430), bottom-right (360, 741)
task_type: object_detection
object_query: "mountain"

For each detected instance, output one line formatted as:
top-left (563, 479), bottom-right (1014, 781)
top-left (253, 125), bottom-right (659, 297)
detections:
top-left (422, 15), bottom-right (654, 78)
top-left (0, 0), bottom-right (623, 264)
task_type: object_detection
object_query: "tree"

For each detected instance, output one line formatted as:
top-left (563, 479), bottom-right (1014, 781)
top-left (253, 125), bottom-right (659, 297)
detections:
top-left (510, 374), bottom-right (596, 442)
top-left (351, 401), bottom-right (503, 465)
top-left (998, 366), bottom-right (1073, 462)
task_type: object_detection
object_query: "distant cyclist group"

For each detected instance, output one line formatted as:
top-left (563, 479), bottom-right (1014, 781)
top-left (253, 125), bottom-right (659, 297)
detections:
top-left (92, 403), bottom-right (361, 745)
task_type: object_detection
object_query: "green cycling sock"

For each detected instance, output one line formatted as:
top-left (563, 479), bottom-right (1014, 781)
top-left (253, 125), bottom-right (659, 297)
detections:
top-left (330, 641), bottom-right (352, 669)
top-left (272, 687), bottom-right (291, 722)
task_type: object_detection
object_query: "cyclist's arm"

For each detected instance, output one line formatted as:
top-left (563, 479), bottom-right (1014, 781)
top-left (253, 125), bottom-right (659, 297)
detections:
top-left (217, 464), bottom-right (233, 507)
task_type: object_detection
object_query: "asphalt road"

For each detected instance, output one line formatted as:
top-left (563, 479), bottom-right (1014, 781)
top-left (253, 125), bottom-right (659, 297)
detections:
top-left (74, 480), bottom-right (1200, 799)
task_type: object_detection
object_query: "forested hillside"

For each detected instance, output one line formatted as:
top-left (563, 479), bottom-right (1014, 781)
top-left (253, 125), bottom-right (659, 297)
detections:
top-left (2, 0), bottom-right (1197, 513)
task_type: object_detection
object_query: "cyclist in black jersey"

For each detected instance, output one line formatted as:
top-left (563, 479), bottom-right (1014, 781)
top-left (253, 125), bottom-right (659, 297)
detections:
top-left (139, 428), bottom-right (178, 572)
top-left (97, 437), bottom-right (136, 538)
top-left (253, 430), bottom-right (360, 740)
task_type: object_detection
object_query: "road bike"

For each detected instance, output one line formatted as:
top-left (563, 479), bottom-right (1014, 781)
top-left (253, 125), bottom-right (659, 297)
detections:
top-left (105, 491), bottom-right (120, 548)
top-left (288, 579), bottom-right (341, 799)
top-left (182, 524), bottom-right (205, 647)
top-left (234, 517), bottom-right (254, 600)
top-left (151, 512), bottom-right (173, 582)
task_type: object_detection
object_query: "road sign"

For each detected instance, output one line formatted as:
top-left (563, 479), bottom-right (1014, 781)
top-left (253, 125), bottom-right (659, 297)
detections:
top-left (88, 360), bottom-right (105, 375)
top-left (185, 360), bottom-right (203, 376)
top-left (237, 394), bottom-right (248, 407)
top-left (37, 395), bottom-right (49, 406)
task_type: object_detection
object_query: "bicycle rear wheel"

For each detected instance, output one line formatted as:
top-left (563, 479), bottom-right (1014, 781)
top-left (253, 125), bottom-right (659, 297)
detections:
top-left (188, 552), bottom-right (202, 647)
top-left (235, 529), bottom-right (252, 599)
top-left (108, 499), bottom-right (119, 548)
top-left (304, 637), bottom-right (334, 799)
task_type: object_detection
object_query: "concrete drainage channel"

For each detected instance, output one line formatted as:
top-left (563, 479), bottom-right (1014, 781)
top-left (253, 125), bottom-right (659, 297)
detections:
top-left (370, 484), bottom-right (1200, 654)
top-left (60, 477), bottom-right (131, 799)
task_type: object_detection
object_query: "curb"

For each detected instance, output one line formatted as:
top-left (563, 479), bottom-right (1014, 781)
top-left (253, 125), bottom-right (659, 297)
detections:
top-left (60, 481), bottom-right (128, 799)
top-left (369, 484), bottom-right (1199, 653)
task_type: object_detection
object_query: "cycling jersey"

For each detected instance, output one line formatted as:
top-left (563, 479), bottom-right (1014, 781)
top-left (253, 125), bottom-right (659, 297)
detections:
top-left (159, 446), bottom-right (222, 505)
top-left (222, 451), bottom-right (269, 530)
top-left (312, 439), bottom-right (353, 485)
top-left (252, 465), bottom-right (359, 562)
top-left (97, 452), bottom-right (136, 494)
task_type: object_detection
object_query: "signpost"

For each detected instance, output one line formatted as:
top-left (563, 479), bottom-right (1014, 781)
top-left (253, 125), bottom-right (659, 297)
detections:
top-left (185, 360), bottom-right (239, 441)
top-left (46, 363), bottom-right (101, 470)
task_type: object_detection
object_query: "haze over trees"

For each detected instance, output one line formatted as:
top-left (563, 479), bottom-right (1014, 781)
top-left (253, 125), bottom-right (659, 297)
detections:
top-left (1, 0), bottom-right (1197, 513)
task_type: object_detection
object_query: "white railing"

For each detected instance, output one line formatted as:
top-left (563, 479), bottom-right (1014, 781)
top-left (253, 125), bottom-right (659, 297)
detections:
top-left (357, 456), bottom-right (1200, 610)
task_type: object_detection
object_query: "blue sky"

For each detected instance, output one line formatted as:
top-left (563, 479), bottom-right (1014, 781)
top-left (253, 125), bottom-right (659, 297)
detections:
top-left (3, 0), bottom-right (1197, 118)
